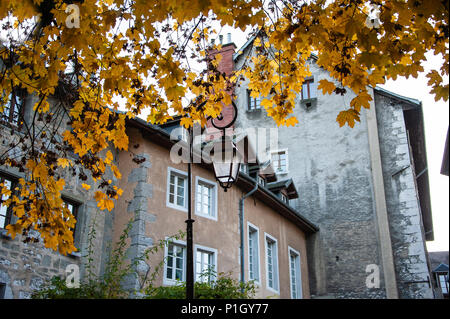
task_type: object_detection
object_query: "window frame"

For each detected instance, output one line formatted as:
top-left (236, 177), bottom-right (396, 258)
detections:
top-left (1, 88), bottom-right (25, 127)
top-left (257, 176), bottom-right (266, 187)
top-left (247, 89), bottom-right (261, 111)
top-left (247, 222), bottom-right (261, 285)
top-left (264, 232), bottom-right (280, 294)
top-left (288, 246), bottom-right (303, 299)
top-left (300, 77), bottom-right (317, 101)
top-left (271, 149), bottom-right (289, 174)
top-left (166, 167), bottom-right (188, 212)
top-left (194, 176), bottom-right (218, 221)
top-left (438, 273), bottom-right (449, 294)
top-left (0, 174), bottom-right (16, 230)
top-left (62, 197), bottom-right (80, 245)
top-left (163, 238), bottom-right (187, 286)
top-left (194, 244), bottom-right (218, 284)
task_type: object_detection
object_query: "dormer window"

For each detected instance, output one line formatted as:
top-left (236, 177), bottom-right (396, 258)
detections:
top-left (280, 193), bottom-right (289, 204)
top-left (247, 89), bottom-right (261, 111)
top-left (257, 176), bottom-right (265, 187)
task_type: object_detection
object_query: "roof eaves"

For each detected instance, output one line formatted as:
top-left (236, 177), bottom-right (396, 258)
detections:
top-left (374, 86), bottom-right (422, 107)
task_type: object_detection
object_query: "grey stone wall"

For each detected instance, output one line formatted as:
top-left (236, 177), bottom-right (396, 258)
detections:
top-left (0, 236), bottom-right (80, 298)
top-left (0, 94), bottom-right (108, 298)
top-left (0, 169), bottom-right (106, 298)
top-left (234, 54), bottom-right (386, 298)
top-left (374, 92), bottom-right (434, 299)
top-left (122, 152), bottom-right (155, 292)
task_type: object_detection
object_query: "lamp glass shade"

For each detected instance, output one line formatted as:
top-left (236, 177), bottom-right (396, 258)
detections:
top-left (211, 136), bottom-right (241, 191)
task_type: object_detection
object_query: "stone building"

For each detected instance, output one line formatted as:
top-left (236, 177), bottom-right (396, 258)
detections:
top-left (225, 36), bottom-right (435, 298)
top-left (0, 36), bottom-right (437, 299)
top-left (0, 77), bottom-right (318, 298)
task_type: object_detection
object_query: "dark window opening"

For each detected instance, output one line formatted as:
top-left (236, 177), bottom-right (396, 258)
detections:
top-left (1, 89), bottom-right (25, 127)
top-left (0, 283), bottom-right (6, 299)
top-left (0, 175), bottom-right (16, 229)
top-left (63, 199), bottom-right (80, 246)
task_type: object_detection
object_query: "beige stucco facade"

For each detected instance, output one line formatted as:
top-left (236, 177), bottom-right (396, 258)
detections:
top-left (111, 125), bottom-right (312, 298)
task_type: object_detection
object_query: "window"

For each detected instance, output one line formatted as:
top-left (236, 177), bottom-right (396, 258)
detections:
top-left (195, 246), bottom-right (217, 284)
top-left (257, 176), bottom-right (265, 187)
top-left (164, 241), bottom-right (186, 284)
top-left (63, 199), bottom-right (79, 243)
top-left (438, 274), bottom-right (449, 294)
top-left (247, 90), bottom-right (261, 111)
top-left (167, 168), bottom-right (188, 211)
top-left (265, 233), bottom-right (279, 292)
top-left (248, 223), bottom-right (260, 283)
top-left (0, 283), bottom-right (5, 299)
top-left (195, 177), bottom-right (217, 220)
top-left (301, 78), bottom-right (317, 100)
top-left (271, 150), bottom-right (288, 174)
top-left (1, 90), bottom-right (24, 126)
top-left (280, 193), bottom-right (288, 204)
top-left (289, 247), bottom-right (303, 299)
top-left (0, 175), bottom-right (15, 229)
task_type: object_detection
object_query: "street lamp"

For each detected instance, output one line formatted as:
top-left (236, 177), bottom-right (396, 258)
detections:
top-left (185, 101), bottom-right (240, 299)
top-left (211, 134), bottom-right (241, 192)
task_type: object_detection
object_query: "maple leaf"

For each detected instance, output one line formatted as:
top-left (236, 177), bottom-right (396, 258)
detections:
top-left (180, 117), bottom-right (194, 129)
top-left (350, 91), bottom-right (373, 112)
top-left (336, 109), bottom-right (361, 128)
top-left (318, 79), bottom-right (336, 95)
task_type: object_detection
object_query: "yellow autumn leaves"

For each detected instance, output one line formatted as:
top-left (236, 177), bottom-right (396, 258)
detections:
top-left (0, 0), bottom-right (447, 255)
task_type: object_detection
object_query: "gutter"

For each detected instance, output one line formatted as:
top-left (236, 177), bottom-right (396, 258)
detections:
top-left (239, 176), bottom-right (259, 290)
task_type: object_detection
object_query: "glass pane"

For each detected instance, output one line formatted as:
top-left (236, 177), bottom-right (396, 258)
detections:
top-left (302, 83), bottom-right (308, 99)
top-left (176, 257), bottom-right (183, 269)
top-left (176, 246), bottom-right (183, 257)
top-left (166, 266), bottom-right (173, 279)
top-left (177, 195), bottom-right (184, 207)
top-left (310, 80), bottom-right (317, 98)
top-left (0, 205), bottom-right (7, 217)
top-left (175, 269), bottom-right (183, 280)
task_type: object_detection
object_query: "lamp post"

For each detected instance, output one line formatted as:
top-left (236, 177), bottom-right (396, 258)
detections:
top-left (185, 101), bottom-right (240, 299)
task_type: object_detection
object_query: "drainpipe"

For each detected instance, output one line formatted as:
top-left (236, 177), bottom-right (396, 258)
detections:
top-left (239, 176), bottom-right (259, 291)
